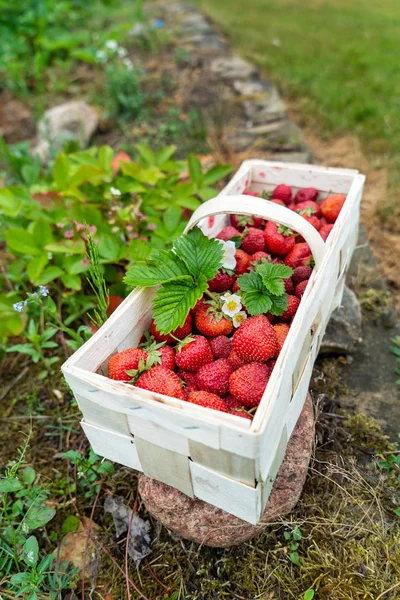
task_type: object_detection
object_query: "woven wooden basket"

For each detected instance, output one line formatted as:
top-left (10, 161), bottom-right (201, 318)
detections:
top-left (62, 159), bottom-right (365, 524)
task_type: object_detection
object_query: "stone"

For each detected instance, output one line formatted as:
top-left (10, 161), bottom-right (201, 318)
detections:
top-left (139, 394), bottom-right (314, 548)
top-left (34, 101), bottom-right (98, 162)
top-left (58, 518), bottom-right (100, 579)
top-left (210, 55), bottom-right (258, 80)
top-left (227, 120), bottom-right (307, 153)
top-left (233, 80), bottom-right (267, 95)
top-left (320, 286), bottom-right (362, 355)
top-left (243, 89), bottom-right (287, 125)
top-left (180, 14), bottom-right (211, 33)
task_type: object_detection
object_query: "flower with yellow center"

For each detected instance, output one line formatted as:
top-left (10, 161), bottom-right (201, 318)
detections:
top-left (232, 311), bottom-right (247, 328)
top-left (221, 293), bottom-right (242, 317)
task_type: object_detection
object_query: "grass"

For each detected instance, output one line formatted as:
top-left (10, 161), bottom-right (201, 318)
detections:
top-left (196, 0), bottom-right (400, 185)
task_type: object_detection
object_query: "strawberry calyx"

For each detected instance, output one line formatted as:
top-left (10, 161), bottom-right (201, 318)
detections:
top-left (277, 225), bottom-right (297, 237)
top-left (297, 206), bottom-right (316, 216)
top-left (139, 334), bottom-right (169, 366)
top-left (260, 190), bottom-right (273, 200)
top-left (174, 334), bottom-right (196, 353)
top-left (305, 255), bottom-right (315, 268)
top-left (126, 353), bottom-right (160, 384)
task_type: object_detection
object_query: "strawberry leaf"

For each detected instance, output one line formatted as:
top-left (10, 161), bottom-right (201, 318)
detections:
top-left (237, 271), bottom-right (273, 315)
top-left (124, 250), bottom-right (190, 287)
top-left (257, 263), bottom-right (293, 296)
top-left (153, 274), bottom-right (208, 334)
top-left (269, 293), bottom-right (289, 316)
top-left (173, 227), bottom-right (224, 281)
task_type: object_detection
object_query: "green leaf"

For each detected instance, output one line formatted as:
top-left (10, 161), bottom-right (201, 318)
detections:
top-left (36, 266), bottom-right (65, 285)
top-left (163, 205), bottom-right (182, 233)
top-left (153, 275), bottom-right (207, 334)
top-left (293, 527), bottom-right (302, 541)
top-left (289, 551), bottom-right (300, 566)
top-left (156, 145), bottom-right (177, 166)
top-left (23, 536), bottom-right (39, 566)
top-left (98, 234), bottom-right (121, 262)
top-left (257, 263), bottom-right (293, 296)
top-left (10, 573), bottom-right (30, 585)
top-left (269, 293), bottom-right (289, 316)
top-left (0, 187), bottom-right (23, 217)
top-left (62, 515), bottom-right (80, 534)
top-left (21, 505), bottom-right (56, 533)
top-left (303, 590), bottom-right (315, 600)
top-left (173, 227), bottom-right (224, 280)
top-left (45, 240), bottom-right (85, 254)
top-left (127, 239), bottom-right (151, 262)
top-left (238, 271), bottom-right (273, 315)
top-left (124, 250), bottom-right (190, 287)
top-left (0, 477), bottom-right (23, 492)
top-left (188, 154), bottom-right (203, 185)
top-left (202, 164), bottom-right (233, 186)
top-left (53, 152), bottom-right (70, 188)
top-left (98, 145), bottom-right (113, 172)
top-left (32, 218), bottom-right (53, 247)
top-left (5, 228), bottom-right (41, 256)
top-left (22, 467), bottom-right (36, 485)
top-left (27, 254), bottom-right (49, 284)
top-left (61, 274), bottom-right (82, 290)
top-left (69, 165), bottom-right (104, 187)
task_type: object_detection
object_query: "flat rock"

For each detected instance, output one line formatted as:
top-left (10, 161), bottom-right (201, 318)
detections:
top-left (243, 89), bottom-right (287, 125)
top-left (34, 101), bottom-right (98, 162)
top-left (210, 55), bottom-right (258, 80)
top-left (139, 394), bottom-right (314, 548)
top-left (320, 286), bottom-right (362, 355)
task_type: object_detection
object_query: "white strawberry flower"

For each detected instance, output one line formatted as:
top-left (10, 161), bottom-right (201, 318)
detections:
top-left (232, 311), bottom-right (247, 328)
top-left (221, 293), bottom-right (242, 317)
top-left (217, 239), bottom-right (236, 270)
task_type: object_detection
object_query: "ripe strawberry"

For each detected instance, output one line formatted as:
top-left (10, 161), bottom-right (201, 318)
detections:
top-left (150, 313), bottom-right (192, 344)
top-left (264, 221), bottom-right (296, 256)
top-left (273, 323), bottom-right (290, 352)
top-left (232, 315), bottom-right (278, 362)
top-left (175, 335), bottom-right (213, 372)
top-left (209, 335), bottom-right (232, 359)
top-left (230, 214), bottom-right (263, 231)
top-left (240, 227), bottom-right (265, 255)
top-left (216, 226), bottom-right (242, 241)
top-left (281, 295), bottom-right (300, 321)
top-left (112, 151), bottom-right (131, 176)
top-left (225, 395), bottom-right (243, 409)
top-left (232, 278), bottom-right (240, 293)
top-left (208, 271), bottom-right (235, 293)
top-left (234, 249), bottom-right (252, 275)
top-left (136, 366), bottom-right (186, 400)
top-left (272, 184), bottom-right (292, 204)
top-left (108, 348), bottom-right (148, 380)
top-left (195, 358), bottom-right (233, 397)
top-left (320, 194), bottom-right (346, 223)
top-left (295, 280), bottom-right (308, 298)
top-left (158, 344), bottom-right (175, 370)
top-left (244, 188), bottom-right (260, 197)
top-left (267, 358), bottom-right (277, 371)
top-left (270, 198), bottom-right (286, 206)
top-left (299, 214), bottom-right (321, 230)
top-left (292, 265), bottom-right (312, 285)
top-left (178, 370), bottom-right (198, 389)
top-left (319, 223), bottom-right (334, 241)
top-left (294, 187), bottom-right (319, 204)
top-left (295, 200), bottom-right (321, 218)
top-left (106, 295), bottom-right (124, 317)
top-left (250, 251), bottom-right (270, 265)
top-left (229, 408), bottom-right (252, 420)
top-left (284, 277), bottom-right (294, 294)
top-left (191, 297), bottom-right (207, 315)
top-left (187, 391), bottom-right (228, 412)
top-left (229, 362), bottom-right (270, 407)
top-left (285, 243), bottom-right (312, 269)
top-left (228, 349), bottom-right (246, 370)
top-left (195, 304), bottom-right (233, 337)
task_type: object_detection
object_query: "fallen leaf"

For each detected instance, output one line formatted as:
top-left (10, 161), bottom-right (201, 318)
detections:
top-left (59, 517), bottom-right (100, 581)
top-left (104, 495), bottom-right (151, 565)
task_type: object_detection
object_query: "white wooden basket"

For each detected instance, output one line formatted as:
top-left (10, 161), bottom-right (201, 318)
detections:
top-left (62, 160), bottom-right (365, 524)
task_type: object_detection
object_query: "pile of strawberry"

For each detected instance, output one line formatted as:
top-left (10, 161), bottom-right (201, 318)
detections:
top-left (108, 184), bottom-right (346, 420)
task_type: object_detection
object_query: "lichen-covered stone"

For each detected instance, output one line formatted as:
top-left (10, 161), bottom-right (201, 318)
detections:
top-left (139, 394), bottom-right (314, 547)
top-left (320, 286), bottom-right (362, 355)
top-left (210, 56), bottom-right (258, 79)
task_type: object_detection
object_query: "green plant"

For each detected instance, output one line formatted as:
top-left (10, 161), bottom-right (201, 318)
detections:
top-left (61, 448), bottom-right (114, 500)
top-left (283, 526), bottom-right (303, 566)
top-left (0, 431), bottom-right (77, 597)
top-left (104, 64), bottom-right (148, 120)
top-left (238, 262), bottom-right (293, 315)
top-left (390, 337), bottom-right (400, 384)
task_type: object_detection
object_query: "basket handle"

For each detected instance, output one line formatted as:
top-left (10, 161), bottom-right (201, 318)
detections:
top-left (184, 195), bottom-right (327, 270)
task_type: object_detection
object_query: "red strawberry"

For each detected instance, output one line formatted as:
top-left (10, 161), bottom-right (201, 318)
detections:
top-left (225, 395), bottom-right (243, 409)
top-left (187, 391), bottom-right (228, 412)
top-left (250, 251), bottom-right (270, 265)
top-left (232, 315), bottom-right (278, 362)
top-left (216, 226), bottom-right (242, 241)
top-left (209, 335), bottom-right (232, 359)
top-left (320, 194), bottom-right (346, 223)
top-left (136, 366), bottom-right (186, 400)
top-left (270, 198), bottom-right (286, 206)
top-left (175, 335), bottom-right (213, 372)
top-left (106, 295), bottom-right (124, 317)
top-left (267, 358), bottom-right (277, 371)
top-left (294, 187), bottom-right (319, 204)
top-left (178, 370), bottom-right (198, 389)
top-left (273, 323), bottom-right (290, 352)
top-left (232, 279), bottom-right (240, 293)
top-left (285, 243), bottom-right (311, 269)
top-left (292, 265), bottom-right (312, 285)
top-left (208, 271), bottom-right (235, 293)
top-left (112, 151), bottom-right (131, 176)
top-left (272, 184), bottom-right (292, 204)
top-left (240, 227), bottom-right (265, 255)
top-left (150, 314), bottom-right (192, 344)
top-left (108, 348), bottom-right (148, 381)
top-left (300, 214), bottom-right (321, 230)
top-left (158, 344), bottom-right (175, 370)
top-left (295, 200), bottom-right (321, 218)
top-left (284, 277), bottom-right (294, 294)
top-left (319, 223), bottom-right (334, 241)
top-left (195, 305), bottom-right (233, 337)
top-left (234, 249), bottom-right (252, 275)
top-left (191, 297), bottom-right (207, 315)
top-left (244, 189), bottom-right (260, 197)
top-left (228, 349), bottom-right (246, 370)
top-left (229, 408), bottom-right (252, 420)
top-left (229, 362), bottom-right (270, 407)
top-left (230, 214), bottom-right (263, 231)
top-left (264, 221), bottom-right (296, 256)
top-left (195, 358), bottom-right (233, 397)
top-left (295, 280), bottom-right (308, 298)
top-left (281, 295), bottom-right (300, 321)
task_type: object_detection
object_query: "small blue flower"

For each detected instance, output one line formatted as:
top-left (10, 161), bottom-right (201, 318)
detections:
top-left (153, 18), bottom-right (165, 29)
top-left (13, 301), bottom-right (25, 313)
top-left (38, 286), bottom-right (49, 297)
